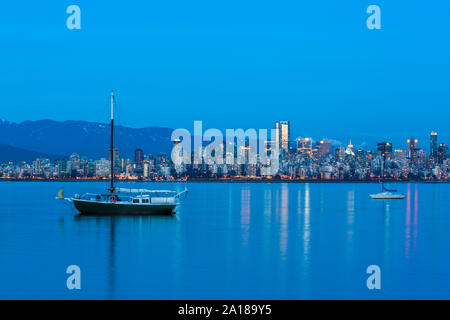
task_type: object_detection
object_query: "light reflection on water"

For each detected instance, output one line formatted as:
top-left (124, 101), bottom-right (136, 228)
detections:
top-left (0, 182), bottom-right (449, 299)
top-left (303, 184), bottom-right (311, 262)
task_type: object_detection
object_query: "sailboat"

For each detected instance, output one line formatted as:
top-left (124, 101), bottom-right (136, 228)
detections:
top-left (58, 90), bottom-right (188, 215)
top-left (370, 154), bottom-right (405, 200)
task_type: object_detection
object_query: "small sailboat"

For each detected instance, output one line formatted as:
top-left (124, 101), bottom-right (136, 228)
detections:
top-left (57, 90), bottom-right (188, 215)
top-left (370, 184), bottom-right (405, 200)
top-left (370, 154), bottom-right (405, 200)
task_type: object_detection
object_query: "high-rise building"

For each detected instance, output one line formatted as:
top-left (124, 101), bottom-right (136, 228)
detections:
top-left (345, 140), bottom-right (355, 156)
top-left (415, 149), bottom-right (427, 168)
top-left (275, 121), bottom-right (290, 155)
top-left (438, 144), bottom-right (449, 164)
top-left (108, 148), bottom-right (120, 174)
top-left (316, 140), bottom-right (331, 157)
top-left (377, 142), bottom-right (393, 156)
top-left (335, 147), bottom-right (345, 161)
top-left (430, 132), bottom-right (438, 159)
top-left (297, 137), bottom-right (313, 155)
top-left (135, 148), bottom-right (144, 166)
top-left (94, 158), bottom-right (110, 177)
top-left (57, 159), bottom-right (67, 176)
top-left (69, 153), bottom-right (81, 169)
top-left (407, 138), bottom-right (419, 159)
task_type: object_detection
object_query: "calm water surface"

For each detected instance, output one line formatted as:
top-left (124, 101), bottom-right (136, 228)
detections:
top-left (0, 182), bottom-right (449, 299)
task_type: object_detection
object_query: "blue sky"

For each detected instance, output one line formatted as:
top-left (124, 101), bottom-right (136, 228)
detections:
top-left (1, 1), bottom-right (449, 149)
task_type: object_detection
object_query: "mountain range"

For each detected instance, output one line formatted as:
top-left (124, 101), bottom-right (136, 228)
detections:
top-left (0, 143), bottom-right (66, 163)
top-left (0, 119), bottom-right (174, 162)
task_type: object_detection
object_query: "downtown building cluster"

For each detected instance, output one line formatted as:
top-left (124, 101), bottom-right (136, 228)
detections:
top-left (1, 123), bottom-right (449, 181)
top-left (275, 125), bottom-right (449, 181)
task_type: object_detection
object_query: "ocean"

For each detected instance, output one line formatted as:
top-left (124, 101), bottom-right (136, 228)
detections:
top-left (0, 181), bottom-right (449, 299)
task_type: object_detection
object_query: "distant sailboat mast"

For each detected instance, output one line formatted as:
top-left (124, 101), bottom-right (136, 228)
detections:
top-left (109, 90), bottom-right (115, 194)
top-left (381, 153), bottom-right (385, 191)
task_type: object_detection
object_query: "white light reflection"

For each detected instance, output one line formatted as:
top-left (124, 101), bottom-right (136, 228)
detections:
top-left (240, 187), bottom-right (251, 247)
top-left (280, 184), bottom-right (289, 257)
top-left (347, 189), bottom-right (355, 241)
top-left (405, 183), bottom-right (411, 259)
top-left (413, 184), bottom-right (419, 253)
top-left (303, 183), bottom-right (311, 259)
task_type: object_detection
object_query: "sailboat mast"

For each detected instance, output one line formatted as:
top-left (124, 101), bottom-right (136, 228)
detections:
top-left (109, 90), bottom-right (115, 193)
top-left (381, 153), bottom-right (385, 191)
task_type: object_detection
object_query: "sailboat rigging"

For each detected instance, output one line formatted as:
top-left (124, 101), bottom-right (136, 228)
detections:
top-left (370, 153), bottom-right (405, 200)
top-left (57, 90), bottom-right (188, 215)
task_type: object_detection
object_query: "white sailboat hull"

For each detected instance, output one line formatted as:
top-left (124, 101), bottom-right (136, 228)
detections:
top-left (370, 192), bottom-right (405, 200)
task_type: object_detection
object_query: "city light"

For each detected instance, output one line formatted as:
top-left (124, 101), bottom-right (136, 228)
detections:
top-left (1, 126), bottom-right (448, 181)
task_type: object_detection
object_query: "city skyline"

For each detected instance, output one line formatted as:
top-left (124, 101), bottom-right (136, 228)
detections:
top-left (2, 121), bottom-right (448, 181)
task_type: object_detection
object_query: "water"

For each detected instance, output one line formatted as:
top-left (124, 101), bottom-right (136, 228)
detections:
top-left (0, 181), bottom-right (449, 299)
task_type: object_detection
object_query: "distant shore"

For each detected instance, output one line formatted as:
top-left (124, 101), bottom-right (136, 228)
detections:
top-left (0, 178), bottom-right (448, 184)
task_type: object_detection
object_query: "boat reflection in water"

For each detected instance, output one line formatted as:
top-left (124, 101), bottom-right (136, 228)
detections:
top-left (73, 213), bottom-right (179, 299)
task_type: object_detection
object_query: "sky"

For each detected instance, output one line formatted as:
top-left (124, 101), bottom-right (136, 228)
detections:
top-left (1, 1), bottom-right (449, 150)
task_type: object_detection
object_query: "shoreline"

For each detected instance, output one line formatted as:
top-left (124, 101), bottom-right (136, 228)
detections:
top-left (0, 178), bottom-right (448, 184)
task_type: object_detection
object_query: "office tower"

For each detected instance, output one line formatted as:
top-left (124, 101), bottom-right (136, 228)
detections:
top-left (264, 140), bottom-right (275, 158)
top-left (316, 140), bottom-right (331, 157)
top-left (275, 121), bottom-right (290, 155)
top-left (88, 160), bottom-right (95, 177)
top-left (94, 158), bottom-right (111, 177)
top-left (430, 132), bottom-right (438, 159)
top-left (57, 159), bottom-right (67, 176)
top-left (134, 148), bottom-right (144, 166)
top-left (335, 147), bottom-right (345, 160)
top-left (415, 149), bottom-right (427, 169)
top-left (394, 149), bottom-right (407, 159)
top-left (407, 138), bottom-right (419, 158)
top-left (345, 140), bottom-right (355, 156)
top-left (172, 138), bottom-right (182, 163)
top-left (69, 153), bottom-right (81, 169)
top-left (108, 148), bottom-right (120, 174)
top-left (438, 144), bottom-right (449, 164)
top-left (377, 142), bottom-right (393, 156)
top-left (108, 148), bottom-right (120, 162)
top-left (297, 137), bottom-right (313, 155)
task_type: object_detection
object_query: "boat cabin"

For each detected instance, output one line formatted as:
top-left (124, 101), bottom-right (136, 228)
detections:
top-left (131, 195), bottom-right (175, 205)
top-left (74, 192), bottom-right (177, 205)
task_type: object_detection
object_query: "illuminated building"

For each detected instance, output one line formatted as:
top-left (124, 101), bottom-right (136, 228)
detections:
top-left (56, 159), bottom-right (67, 176)
top-left (264, 140), bottom-right (275, 158)
top-left (438, 144), bottom-right (449, 164)
top-left (94, 158), bottom-right (110, 177)
top-left (377, 142), bottom-right (392, 156)
top-left (108, 148), bottom-right (120, 173)
top-left (415, 149), bottom-right (427, 168)
top-left (430, 132), bottom-right (438, 159)
top-left (275, 121), bottom-right (290, 155)
top-left (335, 146), bottom-right (345, 160)
top-left (407, 138), bottom-right (419, 159)
top-left (296, 137), bottom-right (313, 155)
top-left (394, 149), bottom-right (407, 159)
top-left (69, 153), bottom-right (81, 169)
top-left (345, 140), bottom-right (355, 156)
top-left (134, 148), bottom-right (144, 166)
top-left (316, 140), bottom-right (331, 157)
